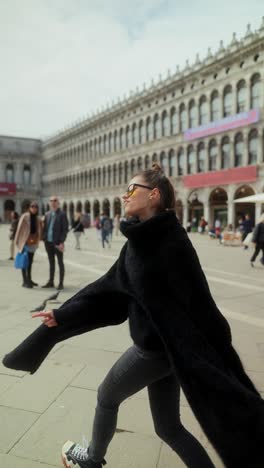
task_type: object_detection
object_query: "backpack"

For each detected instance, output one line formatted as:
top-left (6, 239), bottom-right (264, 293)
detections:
top-left (102, 218), bottom-right (111, 231)
top-left (81, 214), bottom-right (90, 228)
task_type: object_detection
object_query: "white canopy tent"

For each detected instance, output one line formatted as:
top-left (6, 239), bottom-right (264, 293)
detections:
top-left (234, 193), bottom-right (264, 203)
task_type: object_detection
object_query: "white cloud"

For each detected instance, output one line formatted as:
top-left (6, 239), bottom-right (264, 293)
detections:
top-left (0, 0), bottom-right (263, 138)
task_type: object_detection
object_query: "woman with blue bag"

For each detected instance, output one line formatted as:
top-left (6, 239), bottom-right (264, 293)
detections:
top-left (15, 201), bottom-right (42, 288)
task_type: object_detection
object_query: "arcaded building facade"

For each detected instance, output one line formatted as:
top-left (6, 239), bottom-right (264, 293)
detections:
top-left (41, 21), bottom-right (264, 228)
top-left (0, 136), bottom-right (42, 221)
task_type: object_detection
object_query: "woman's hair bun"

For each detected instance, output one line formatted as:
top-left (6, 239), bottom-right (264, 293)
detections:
top-left (152, 163), bottom-right (163, 172)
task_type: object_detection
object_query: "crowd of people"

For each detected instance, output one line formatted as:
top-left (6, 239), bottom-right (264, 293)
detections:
top-left (3, 198), bottom-right (124, 290)
top-left (186, 213), bottom-right (264, 267)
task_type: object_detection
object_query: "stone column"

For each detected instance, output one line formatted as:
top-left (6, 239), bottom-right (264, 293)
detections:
top-left (229, 138), bottom-right (235, 168)
top-left (255, 203), bottom-right (263, 223)
top-left (216, 138), bottom-right (221, 170)
top-left (246, 80), bottom-right (251, 111)
top-left (232, 82), bottom-right (237, 115)
top-left (243, 137), bottom-right (249, 166)
top-left (15, 162), bottom-right (23, 186)
top-left (203, 202), bottom-right (210, 225)
top-left (183, 203), bottom-right (188, 229)
top-left (0, 198), bottom-right (4, 220)
top-left (228, 200), bottom-right (235, 226)
top-left (0, 161), bottom-right (5, 181)
top-left (257, 132), bottom-right (263, 164)
top-left (204, 143), bottom-right (209, 172)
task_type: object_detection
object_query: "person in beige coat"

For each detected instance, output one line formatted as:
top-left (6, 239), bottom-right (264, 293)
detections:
top-left (15, 202), bottom-right (42, 288)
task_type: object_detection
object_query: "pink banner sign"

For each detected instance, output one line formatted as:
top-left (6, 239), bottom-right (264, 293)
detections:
top-left (0, 183), bottom-right (16, 196)
top-left (183, 166), bottom-right (257, 189)
top-left (184, 109), bottom-right (260, 141)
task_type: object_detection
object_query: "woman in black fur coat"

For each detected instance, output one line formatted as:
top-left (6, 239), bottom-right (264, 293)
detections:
top-left (3, 164), bottom-right (264, 468)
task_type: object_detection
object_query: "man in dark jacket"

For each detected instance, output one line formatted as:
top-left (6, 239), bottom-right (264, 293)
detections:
top-left (241, 213), bottom-right (254, 250)
top-left (42, 196), bottom-right (68, 289)
top-left (250, 214), bottom-right (264, 267)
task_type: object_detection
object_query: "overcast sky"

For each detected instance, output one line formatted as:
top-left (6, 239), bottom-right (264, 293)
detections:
top-left (0, 0), bottom-right (263, 139)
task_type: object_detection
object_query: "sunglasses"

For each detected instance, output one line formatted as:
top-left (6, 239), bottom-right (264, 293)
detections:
top-left (30, 205), bottom-right (38, 208)
top-left (126, 183), bottom-right (153, 197)
top-left (49, 199), bottom-right (58, 202)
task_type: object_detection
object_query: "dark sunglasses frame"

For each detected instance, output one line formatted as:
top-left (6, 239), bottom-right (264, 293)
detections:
top-left (49, 199), bottom-right (58, 202)
top-left (126, 183), bottom-right (153, 197)
top-left (30, 205), bottom-right (38, 208)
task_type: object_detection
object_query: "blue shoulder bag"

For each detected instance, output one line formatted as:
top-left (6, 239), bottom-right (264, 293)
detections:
top-left (14, 247), bottom-right (29, 269)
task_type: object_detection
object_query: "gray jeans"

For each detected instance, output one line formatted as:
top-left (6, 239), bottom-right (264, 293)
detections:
top-left (89, 345), bottom-right (214, 467)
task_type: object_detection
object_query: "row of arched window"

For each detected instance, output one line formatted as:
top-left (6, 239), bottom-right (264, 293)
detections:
top-left (47, 73), bottom-right (262, 172)
top-left (47, 129), bottom-right (260, 194)
top-left (5, 164), bottom-right (31, 185)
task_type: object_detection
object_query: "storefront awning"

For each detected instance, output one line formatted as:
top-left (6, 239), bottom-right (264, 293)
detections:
top-left (234, 193), bottom-right (264, 203)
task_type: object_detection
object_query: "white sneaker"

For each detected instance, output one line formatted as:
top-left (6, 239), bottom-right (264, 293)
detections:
top-left (61, 440), bottom-right (106, 468)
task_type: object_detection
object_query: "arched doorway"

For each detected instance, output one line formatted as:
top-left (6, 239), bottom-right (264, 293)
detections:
top-left (102, 199), bottom-right (110, 216)
top-left (62, 202), bottom-right (68, 214)
top-left (21, 199), bottom-right (30, 213)
top-left (93, 200), bottom-right (100, 218)
top-left (113, 197), bottom-right (122, 216)
top-left (188, 191), bottom-right (204, 231)
top-left (175, 199), bottom-right (183, 224)
top-left (84, 200), bottom-right (91, 214)
top-left (69, 202), bottom-right (74, 223)
top-left (209, 188), bottom-right (228, 226)
top-left (4, 199), bottom-right (15, 221)
top-left (41, 203), bottom-right (45, 215)
top-left (76, 201), bottom-right (83, 213)
top-left (234, 185), bottom-right (255, 226)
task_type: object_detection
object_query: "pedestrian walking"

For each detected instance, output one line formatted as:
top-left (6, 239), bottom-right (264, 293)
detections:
top-left (250, 213), bottom-right (264, 267)
top-left (4, 164), bottom-right (264, 468)
top-left (100, 213), bottom-right (112, 248)
top-left (8, 211), bottom-right (19, 260)
top-left (94, 216), bottom-right (102, 241)
top-left (72, 212), bottom-right (84, 250)
top-left (199, 216), bottom-right (208, 234)
top-left (14, 202), bottom-right (42, 288)
top-left (241, 214), bottom-right (254, 250)
top-left (42, 196), bottom-right (68, 290)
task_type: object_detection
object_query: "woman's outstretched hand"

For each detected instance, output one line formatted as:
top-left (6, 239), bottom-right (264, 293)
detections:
top-left (32, 310), bottom-right (58, 327)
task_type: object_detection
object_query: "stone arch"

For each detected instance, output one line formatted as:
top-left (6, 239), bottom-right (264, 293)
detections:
top-left (84, 200), bottom-right (91, 214)
top-left (137, 156), bottom-right (143, 172)
top-left (124, 161), bottom-right (129, 184)
top-left (175, 199), bottom-right (183, 224)
top-left (21, 199), bottom-right (31, 213)
top-left (4, 199), bottom-right (15, 221)
top-left (76, 201), bottom-right (83, 213)
top-left (234, 185), bottom-right (256, 226)
top-left (145, 155), bottom-right (150, 169)
top-left (102, 198), bottom-right (110, 216)
top-left (113, 197), bottom-right (122, 216)
top-left (62, 202), bottom-right (68, 215)
top-left (69, 201), bottom-right (74, 221)
top-left (93, 199), bottom-right (100, 218)
top-left (209, 187), bottom-right (228, 226)
top-left (130, 159), bottom-right (136, 177)
top-left (187, 191), bottom-right (204, 230)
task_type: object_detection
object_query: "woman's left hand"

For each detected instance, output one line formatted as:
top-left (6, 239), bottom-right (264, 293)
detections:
top-left (32, 310), bottom-right (58, 327)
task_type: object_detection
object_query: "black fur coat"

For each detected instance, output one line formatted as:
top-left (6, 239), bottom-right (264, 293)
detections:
top-left (3, 211), bottom-right (264, 467)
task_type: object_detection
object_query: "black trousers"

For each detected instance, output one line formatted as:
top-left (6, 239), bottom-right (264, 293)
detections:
top-left (22, 251), bottom-right (35, 284)
top-left (250, 242), bottom-right (264, 262)
top-left (88, 345), bottom-right (214, 468)
top-left (44, 241), bottom-right (65, 285)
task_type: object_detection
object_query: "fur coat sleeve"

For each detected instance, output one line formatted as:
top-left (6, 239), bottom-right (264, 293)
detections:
top-left (2, 254), bottom-right (130, 374)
